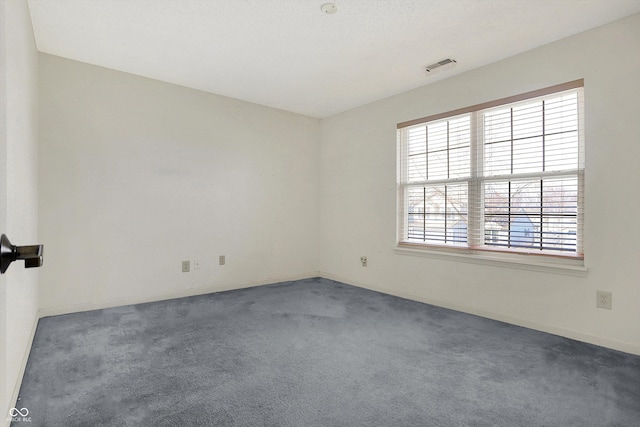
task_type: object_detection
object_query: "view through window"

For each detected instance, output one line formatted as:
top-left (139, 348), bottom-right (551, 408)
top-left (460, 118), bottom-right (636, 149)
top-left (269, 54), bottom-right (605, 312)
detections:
top-left (397, 81), bottom-right (584, 258)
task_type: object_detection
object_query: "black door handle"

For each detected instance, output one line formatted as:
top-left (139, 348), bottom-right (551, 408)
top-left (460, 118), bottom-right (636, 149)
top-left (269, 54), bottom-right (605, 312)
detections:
top-left (0, 234), bottom-right (43, 274)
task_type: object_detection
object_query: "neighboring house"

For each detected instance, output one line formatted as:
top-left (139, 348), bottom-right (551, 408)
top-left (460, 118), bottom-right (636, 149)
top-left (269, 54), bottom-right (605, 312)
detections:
top-left (509, 209), bottom-right (535, 248)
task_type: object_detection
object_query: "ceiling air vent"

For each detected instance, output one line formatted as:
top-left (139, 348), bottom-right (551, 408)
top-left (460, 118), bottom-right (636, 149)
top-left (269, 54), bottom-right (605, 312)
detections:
top-left (425, 58), bottom-right (457, 73)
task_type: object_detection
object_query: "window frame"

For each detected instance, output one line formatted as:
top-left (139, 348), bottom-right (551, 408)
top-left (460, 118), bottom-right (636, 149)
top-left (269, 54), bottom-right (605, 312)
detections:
top-left (396, 80), bottom-right (585, 266)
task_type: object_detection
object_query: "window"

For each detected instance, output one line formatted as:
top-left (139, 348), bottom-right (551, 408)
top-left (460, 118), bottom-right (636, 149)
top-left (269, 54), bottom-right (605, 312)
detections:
top-left (397, 80), bottom-right (584, 259)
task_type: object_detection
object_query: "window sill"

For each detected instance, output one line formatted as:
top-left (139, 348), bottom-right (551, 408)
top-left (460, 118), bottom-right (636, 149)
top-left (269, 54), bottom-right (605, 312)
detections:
top-left (394, 245), bottom-right (588, 277)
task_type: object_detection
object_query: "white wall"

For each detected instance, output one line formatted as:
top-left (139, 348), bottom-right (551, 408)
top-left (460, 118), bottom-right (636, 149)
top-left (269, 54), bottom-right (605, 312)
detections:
top-left (0, 0), bottom-right (40, 421)
top-left (319, 13), bottom-right (640, 355)
top-left (38, 54), bottom-right (320, 314)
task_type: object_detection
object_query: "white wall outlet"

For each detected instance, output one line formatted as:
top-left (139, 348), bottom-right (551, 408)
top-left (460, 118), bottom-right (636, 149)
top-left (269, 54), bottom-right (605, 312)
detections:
top-left (219, 255), bottom-right (225, 265)
top-left (182, 260), bottom-right (190, 272)
top-left (360, 256), bottom-right (367, 267)
top-left (194, 259), bottom-right (200, 269)
top-left (596, 290), bottom-right (612, 310)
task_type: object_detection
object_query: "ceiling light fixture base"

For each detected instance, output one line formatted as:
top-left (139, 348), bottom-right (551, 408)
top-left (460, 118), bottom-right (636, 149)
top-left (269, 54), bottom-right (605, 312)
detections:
top-left (320, 3), bottom-right (337, 15)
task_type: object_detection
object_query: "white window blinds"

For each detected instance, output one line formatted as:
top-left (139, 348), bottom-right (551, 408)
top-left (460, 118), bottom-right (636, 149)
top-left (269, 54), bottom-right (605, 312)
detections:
top-left (397, 80), bottom-right (584, 258)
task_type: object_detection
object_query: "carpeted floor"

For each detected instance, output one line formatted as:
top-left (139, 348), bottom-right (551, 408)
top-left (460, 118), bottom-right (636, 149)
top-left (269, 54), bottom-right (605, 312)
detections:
top-left (12, 277), bottom-right (640, 426)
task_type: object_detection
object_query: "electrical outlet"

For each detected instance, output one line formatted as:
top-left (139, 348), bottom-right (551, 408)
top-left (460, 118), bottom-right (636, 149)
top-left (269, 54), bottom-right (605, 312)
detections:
top-left (219, 255), bottom-right (225, 266)
top-left (194, 259), bottom-right (200, 270)
top-left (182, 260), bottom-right (190, 273)
top-left (596, 290), bottom-right (612, 310)
top-left (360, 256), bottom-right (367, 267)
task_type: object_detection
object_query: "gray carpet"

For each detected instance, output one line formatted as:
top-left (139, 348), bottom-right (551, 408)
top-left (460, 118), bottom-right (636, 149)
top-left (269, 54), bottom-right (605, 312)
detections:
top-left (12, 277), bottom-right (640, 426)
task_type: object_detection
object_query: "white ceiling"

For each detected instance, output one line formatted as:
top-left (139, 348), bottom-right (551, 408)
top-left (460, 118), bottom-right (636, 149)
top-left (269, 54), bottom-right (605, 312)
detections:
top-left (28, 0), bottom-right (640, 118)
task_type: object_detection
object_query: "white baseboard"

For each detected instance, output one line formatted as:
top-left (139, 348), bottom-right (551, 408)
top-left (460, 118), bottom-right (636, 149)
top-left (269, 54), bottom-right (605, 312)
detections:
top-left (319, 272), bottom-right (640, 357)
top-left (38, 271), bottom-right (320, 318)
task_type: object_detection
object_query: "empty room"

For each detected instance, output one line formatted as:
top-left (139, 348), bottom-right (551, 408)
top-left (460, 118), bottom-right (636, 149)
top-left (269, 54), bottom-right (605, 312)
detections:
top-left (2, 0), bottom-right (640, 425)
